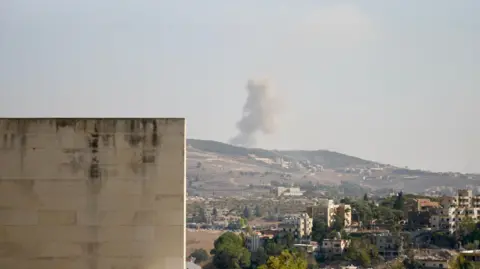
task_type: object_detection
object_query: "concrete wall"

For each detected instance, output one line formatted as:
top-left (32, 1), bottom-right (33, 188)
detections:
top-left (0, 119), bottom-right (185, 269)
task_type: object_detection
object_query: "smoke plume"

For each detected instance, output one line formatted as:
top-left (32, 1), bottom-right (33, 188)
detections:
top-left (230, 79), bottom-right (280, 147)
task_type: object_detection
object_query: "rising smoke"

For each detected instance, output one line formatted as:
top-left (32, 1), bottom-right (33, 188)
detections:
top-left (230, 79), bottom-right (280, 147)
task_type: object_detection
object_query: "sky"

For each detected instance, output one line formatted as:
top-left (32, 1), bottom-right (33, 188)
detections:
top-left (1, 0), bottom-right (479, 173)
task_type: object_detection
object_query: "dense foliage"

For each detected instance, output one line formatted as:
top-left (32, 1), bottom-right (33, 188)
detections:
top-left (189, 248), bottom-right (209, 263)
top-left (258, 250), bottom-right (308, 269)
top-left (211, 232), bottom-right (251, 269)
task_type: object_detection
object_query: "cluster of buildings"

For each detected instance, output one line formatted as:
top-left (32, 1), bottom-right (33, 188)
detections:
top-left (404, 189), bottom-right (480, 234)
top-left (429, 189), bottom-right (480, 233)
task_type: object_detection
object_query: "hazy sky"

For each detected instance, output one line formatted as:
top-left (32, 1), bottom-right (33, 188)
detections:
top-left (1, 1), bottom-right (479, 173)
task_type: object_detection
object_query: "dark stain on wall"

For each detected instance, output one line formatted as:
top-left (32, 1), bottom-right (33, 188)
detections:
top-left (56, 119), bottom-right (78, 131)
top-left (152, 119), bottom-right (158, 147)
top-left (2, 134), bottom-right (7, 149)
top-left (127, 120), bottom-right (144, 147)
top-left (88, 122), bottom-right (101, 184)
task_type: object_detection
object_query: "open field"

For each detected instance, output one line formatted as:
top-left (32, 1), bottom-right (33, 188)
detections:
top-left (186, 229), bottom-right (224, 256)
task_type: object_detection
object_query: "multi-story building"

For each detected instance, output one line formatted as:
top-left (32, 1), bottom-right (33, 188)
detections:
top-left (335, 204), bottom-right (352, 227)
top-left (405, 198), bottom-right (440, 213)
top-left (406, 198), bottom-right (440, 230)
top-left (306, 199), bottom-right (334, 220)
top-left (306, 199), bottom-right (352, 228)
top-left (278, 213), bottom-right (313, 239)
top-left (429, 189), bottom-right (480, 233)
top-left (320, 239), bottom-right (350, 257)
top-left (371, 232), bottom-right (404, 260)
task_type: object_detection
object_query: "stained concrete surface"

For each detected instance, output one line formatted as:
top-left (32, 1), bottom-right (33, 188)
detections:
top-left (0, 119), bottom-right (186, 269)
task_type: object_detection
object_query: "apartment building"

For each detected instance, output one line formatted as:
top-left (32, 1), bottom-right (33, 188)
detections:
top-left (429, 189), bottom-right (480, 233)
top-left (278, 213), bottom-right (313, 239)
top-left (406, 198), bottom-right (440, 229)
top-left (306, 199), bottom-right (352, 228)
top-left (405, 198), bottom-right (440, 213)
top-left (371, 233), bottom-right (404, 260)
top-left (320, 239), bottom-right (350, 257)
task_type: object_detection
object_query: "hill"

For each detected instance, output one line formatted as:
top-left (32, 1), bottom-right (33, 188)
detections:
top-left (187, 139), bottom-right (375, 169)
top-left (186, 139), bottom-right (480, 197)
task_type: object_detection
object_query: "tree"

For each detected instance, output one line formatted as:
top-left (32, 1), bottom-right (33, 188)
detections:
top-left (252, 246), bottom-right (269, 266)
top-left (458, 217), bottom-right (476, 238)
top-left (255, 204), bottom-right (263, 218)
top-left (389, 260), bottom-right (406, 269)
top-left (363, 193), bottom-right (369, 201)
top-left (245, 225), bottom-right (253, 235)
top-left (239, 218), bottom-right (247, 228)
top-left (196, 206), bottom-right (207, 223)
top-left (258, 250), bottom-right (308, 269)
top-left (212, 207), bottom-right (218, 219)
top-left (211, 232), bottom-right (251, 269)
top-left (265, 241), bottom-right (284, 256)
top-left (243, 206), bottom-right (252, 219)
top-left (311, 219), bottom-right (328, 243)
top-left (331, 213), bottom-right (345, 232)
top-left (449, 254), bottom-right (474, 269)
top-left (189, 248), bottom-right (209, 263)
top-left (393, 191), bottom-right (405, 211)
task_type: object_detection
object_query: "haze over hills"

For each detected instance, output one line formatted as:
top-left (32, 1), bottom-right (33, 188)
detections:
top-left (186, 139), bottom-right (480, 197)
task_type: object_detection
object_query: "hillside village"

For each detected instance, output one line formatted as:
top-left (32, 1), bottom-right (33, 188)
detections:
top-left (186, 139), bottom-right (480, 198)
top-left (186, 140), bottom-right (480, 269)
top-left (187, 188), bottom-right (480, 269)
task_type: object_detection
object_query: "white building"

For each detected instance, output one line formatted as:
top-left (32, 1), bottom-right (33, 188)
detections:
top-left (273, 187), bottom-right (304, 197)
top-left (279, 213), bottom-right (313, 238)
top-left (430, 189), bottom-right (480, 233)
top-left (306, 199), bottom-right (352, 228)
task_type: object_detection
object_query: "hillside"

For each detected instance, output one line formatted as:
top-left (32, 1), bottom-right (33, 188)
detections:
top-left (186, 139), bottom-right (480, 197)
top-left (187, 139), bottom-right (375, 169)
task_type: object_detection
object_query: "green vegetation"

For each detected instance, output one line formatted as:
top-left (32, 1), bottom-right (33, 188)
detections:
top-left (344, 238), bottom-right (380, 267)
top-left (211, 232), bottom-right (251, 269)
top-left (243, 206), bottom-right (252, 219)
top-left (258, 250), bottom-right (308, 269)
top-left (189, 248), bottom-right (209, 263)
top-left (449, 254), bottom-right (475, 269)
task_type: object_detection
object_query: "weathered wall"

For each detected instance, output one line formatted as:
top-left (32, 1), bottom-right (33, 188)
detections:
top-left (0, 119), bottom-right (185, 269)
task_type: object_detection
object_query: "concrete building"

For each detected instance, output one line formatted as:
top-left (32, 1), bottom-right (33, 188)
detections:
top-left (405, 198), bottom-right (440, 213)
top-left (415, 258), bottom-right (449, 269)
top-left (334, 204), bottom-right (352, 227)
top-left (272, 187), bottom-right (303, 197)
top-left (320, 239), bottom-right (350, 257)
top-left (461, 249), bottom-right (480, 263)
top-left (278, 213), bottom-right (313, 239)
top-left (0, 119), bottom-right (185, 269)
top-left (306, 199), bottom-right (352, 228)
top-left (371, 232), bottom-right (404, 260)
top-left (430, 189), bottom-right (480, 233)
top-left (413, 249), bottom-right (457, 269)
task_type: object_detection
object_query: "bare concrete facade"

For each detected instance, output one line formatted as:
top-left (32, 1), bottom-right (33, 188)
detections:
top-left (0, 119), bottom-right (185, 269)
